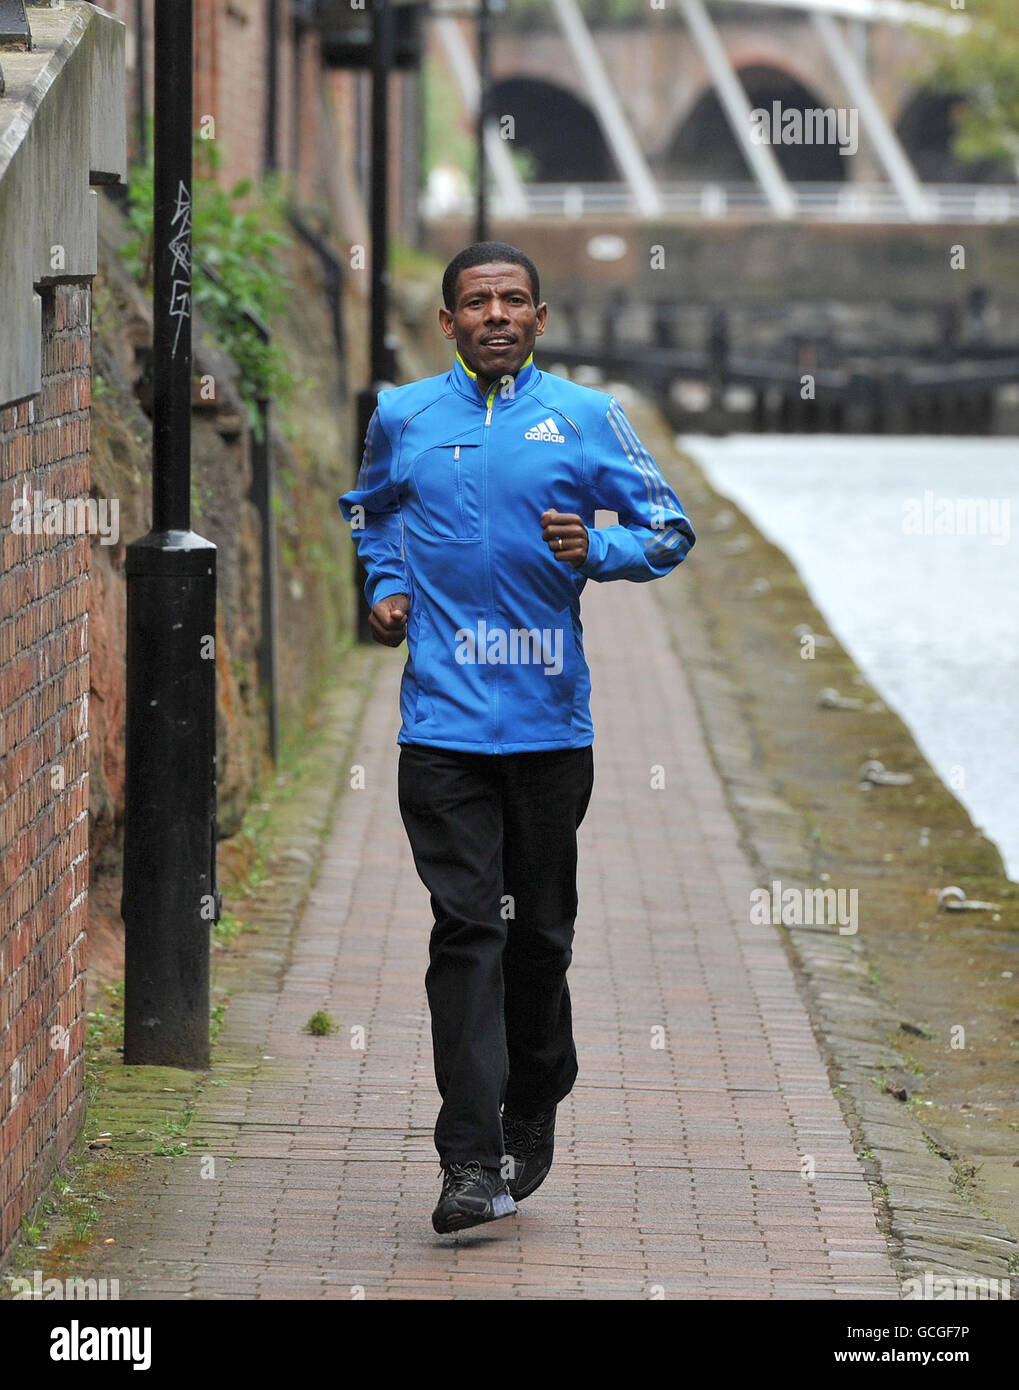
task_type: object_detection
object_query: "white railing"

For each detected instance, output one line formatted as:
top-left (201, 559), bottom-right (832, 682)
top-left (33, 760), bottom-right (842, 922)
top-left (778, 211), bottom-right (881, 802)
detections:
top-left (422, 181), bottom-right (1019, 224)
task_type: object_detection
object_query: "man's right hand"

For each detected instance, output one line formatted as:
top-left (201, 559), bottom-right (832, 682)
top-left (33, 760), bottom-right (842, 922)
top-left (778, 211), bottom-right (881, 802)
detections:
top-left (369, 593), bottom-right (410, 647)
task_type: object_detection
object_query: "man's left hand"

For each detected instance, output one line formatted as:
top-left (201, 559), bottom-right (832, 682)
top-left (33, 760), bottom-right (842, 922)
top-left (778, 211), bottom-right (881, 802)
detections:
top-left (541, 509), bottom-right (589, 568)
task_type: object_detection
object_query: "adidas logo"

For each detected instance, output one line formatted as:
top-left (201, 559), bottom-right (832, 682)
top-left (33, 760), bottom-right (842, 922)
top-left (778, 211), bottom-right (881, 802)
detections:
top-left (525, 416), bottom-right (565, 443)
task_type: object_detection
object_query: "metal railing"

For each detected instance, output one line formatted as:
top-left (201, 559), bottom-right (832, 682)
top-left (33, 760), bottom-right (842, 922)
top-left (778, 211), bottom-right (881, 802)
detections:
top-left (196, 257), bottom-right (279, 765)
top-left (423, 180), bottom-right (1019, 224)
top-left (286, 210), bottom-right (348, 403)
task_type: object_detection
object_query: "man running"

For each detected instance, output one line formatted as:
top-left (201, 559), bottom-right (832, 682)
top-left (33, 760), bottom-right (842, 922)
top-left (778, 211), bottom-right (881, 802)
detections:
top-left (338, 240), bottom-right (695, 1234)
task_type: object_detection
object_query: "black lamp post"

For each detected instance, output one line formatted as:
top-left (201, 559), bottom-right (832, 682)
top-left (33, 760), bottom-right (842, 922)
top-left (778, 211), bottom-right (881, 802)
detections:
top-left (135, 0), bottom-right (147, 165)
top-left (353, 0), bottom-right (399, 642)
top-left (122, 0), bottom-right (219, 1068)
top-left (475, 0), bottom-right (490, 244)
top-left (312, 0), bottom-right (423, 641)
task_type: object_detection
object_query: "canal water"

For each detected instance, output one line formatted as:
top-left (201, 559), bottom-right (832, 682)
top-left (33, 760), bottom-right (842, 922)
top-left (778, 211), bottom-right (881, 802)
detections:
top-left (681, 434), bottom-right (1019, 883)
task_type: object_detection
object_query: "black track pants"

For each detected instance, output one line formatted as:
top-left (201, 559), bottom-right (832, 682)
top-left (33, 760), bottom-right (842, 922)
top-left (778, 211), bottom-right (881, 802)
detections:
top-left (397, 741), bottom-right (595, 1168)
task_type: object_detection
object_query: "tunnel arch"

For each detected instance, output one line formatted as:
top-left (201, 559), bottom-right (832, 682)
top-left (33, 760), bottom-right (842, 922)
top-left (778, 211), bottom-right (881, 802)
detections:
top-left (662, 65), bottom-right (853, 181)
top-left (487, 77), bottom-right (614, 181)
top-left (896, 90), bottom-right (1015, 183)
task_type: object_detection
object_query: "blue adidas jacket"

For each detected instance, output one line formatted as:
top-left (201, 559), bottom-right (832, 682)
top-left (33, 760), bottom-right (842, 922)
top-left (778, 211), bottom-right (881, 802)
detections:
top-left (338, 350), bottom-right (695, 753)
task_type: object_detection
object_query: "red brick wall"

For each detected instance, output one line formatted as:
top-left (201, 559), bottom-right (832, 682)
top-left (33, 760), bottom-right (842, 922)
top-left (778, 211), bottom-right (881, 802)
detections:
top-left (110, 0), bottom-right (309, 196)
top-left (0, 284), bottom-right (92, 1257)
top-left (106, 1), bottom-right (401, 231)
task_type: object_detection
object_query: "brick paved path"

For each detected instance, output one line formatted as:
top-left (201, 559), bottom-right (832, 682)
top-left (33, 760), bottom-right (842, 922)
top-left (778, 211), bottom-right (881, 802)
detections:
top-left (100, 577), bottom-right (900, 1299)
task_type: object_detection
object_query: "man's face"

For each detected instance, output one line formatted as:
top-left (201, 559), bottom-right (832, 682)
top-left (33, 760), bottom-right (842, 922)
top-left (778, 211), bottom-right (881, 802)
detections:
top-left (439, 261), bottom-right (547, 383)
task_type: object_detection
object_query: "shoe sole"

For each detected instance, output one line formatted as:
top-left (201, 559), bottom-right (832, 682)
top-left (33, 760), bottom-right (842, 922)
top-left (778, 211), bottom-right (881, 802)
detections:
top-left (432, 1189), bottom-right (517, 1234)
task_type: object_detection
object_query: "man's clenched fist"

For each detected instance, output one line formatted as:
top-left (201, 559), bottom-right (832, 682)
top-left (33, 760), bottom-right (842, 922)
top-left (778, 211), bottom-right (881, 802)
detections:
top-left (541, 509), bottom-right (589, 568)
top-left (370, 593), bottom-right (410, 647)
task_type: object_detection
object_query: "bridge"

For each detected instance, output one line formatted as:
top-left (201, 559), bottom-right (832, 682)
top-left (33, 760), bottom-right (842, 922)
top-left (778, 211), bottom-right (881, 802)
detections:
top-left (426, 0), bottom-right (1018, 224)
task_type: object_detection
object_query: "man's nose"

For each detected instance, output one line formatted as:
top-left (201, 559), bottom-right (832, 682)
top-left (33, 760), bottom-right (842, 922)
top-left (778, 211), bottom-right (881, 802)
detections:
top-left (485, 298), bottom-right (510, 322)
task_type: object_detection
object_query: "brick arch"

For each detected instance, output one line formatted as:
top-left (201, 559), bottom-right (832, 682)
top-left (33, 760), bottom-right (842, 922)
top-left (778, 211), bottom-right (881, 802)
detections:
top-left (662, 63), bottom-right (853, 182)
top-left (488, 76), bottom-right (614, 181)
top-left (895, 88), bottom-right (1016, 184)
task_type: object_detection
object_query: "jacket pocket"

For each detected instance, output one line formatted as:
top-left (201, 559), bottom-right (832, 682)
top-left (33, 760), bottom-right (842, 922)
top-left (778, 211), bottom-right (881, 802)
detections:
top-left (411, 442), bottom-right (482, 542)
top-left (493, 604), bottom-right (579, 738)
top-left (407, 603), bottom-right (435, 727)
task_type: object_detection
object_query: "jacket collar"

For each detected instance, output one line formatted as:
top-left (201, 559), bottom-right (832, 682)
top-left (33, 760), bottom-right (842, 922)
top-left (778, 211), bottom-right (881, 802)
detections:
top-left (451, 348), bottom-right (538, 403)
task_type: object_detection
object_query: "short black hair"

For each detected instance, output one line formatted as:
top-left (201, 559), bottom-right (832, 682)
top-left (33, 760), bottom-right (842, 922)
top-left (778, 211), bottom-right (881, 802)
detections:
top-left (442, 241), bottom-right (540, 312)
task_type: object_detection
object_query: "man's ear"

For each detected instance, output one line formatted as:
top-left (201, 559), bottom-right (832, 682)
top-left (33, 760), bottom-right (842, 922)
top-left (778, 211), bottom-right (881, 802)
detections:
top-left (438, 307), bottom-right (455, 339)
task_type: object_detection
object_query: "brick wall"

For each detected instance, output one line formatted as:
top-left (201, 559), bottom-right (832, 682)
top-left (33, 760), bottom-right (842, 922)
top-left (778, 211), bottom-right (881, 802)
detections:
top-left (105, 0), bottom-right (418, 239)
top-left (109, 0), bottom-right (306, 196)
top-left (0, 283), bottom-right (92, 1255)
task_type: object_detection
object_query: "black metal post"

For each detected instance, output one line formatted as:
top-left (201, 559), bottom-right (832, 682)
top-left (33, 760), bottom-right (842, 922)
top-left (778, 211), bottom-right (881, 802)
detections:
top-left (195, 257), bottom-right (278, 760)
top-left (264, 0), bottom-right (279, 175)
top-left (250, 387), bottom-right (279, 762)
top-left (411, 64), bottom-right (426, 250)
top-left (475, 0), bottom-right (489, 244)
top-left (135, 0), bottom-right (147, 165)
top-left (707, 307), bottom-right (729, 435)
top-left (291, 8), bottom-right (303, 181)
top-left (122, 0), bottom-right (218, 1069)
top-left (353, 0), bottom-right (398, 644)
top-left (287, 211), bottom-right (347, 403)
top-left (370, 0), bottom-right (395, 388)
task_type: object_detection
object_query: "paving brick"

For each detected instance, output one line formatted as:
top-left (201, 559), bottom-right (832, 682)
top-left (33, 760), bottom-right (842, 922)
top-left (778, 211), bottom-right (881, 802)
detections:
top-left (81, 575), bottom-right (899, 1299)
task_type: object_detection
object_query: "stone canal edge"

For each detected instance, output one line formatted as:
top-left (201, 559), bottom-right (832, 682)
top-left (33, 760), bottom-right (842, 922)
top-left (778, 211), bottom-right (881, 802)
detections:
top-left (634, 393), bottom-right (1017, 1292)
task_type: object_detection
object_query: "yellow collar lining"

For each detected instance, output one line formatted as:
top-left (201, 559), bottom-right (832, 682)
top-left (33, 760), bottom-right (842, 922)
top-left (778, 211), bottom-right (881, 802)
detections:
top-left (456, 349), bottom-right (534, 381)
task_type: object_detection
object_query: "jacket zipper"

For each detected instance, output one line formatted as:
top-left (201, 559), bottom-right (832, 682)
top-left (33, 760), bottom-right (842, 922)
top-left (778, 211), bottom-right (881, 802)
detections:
top-left (482, 380), bottom-right (500, 748)
top-left (453, 444), bottom-right (466, 534)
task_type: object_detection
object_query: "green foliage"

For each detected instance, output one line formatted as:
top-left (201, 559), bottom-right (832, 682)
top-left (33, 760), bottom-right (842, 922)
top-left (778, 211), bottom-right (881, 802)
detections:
top-left (928, 0), bottom-right (1019, 165)
top-left (390, 238), bottom-right (444, 281)
top-left (86, 980), bottom-right (125, 1052)
top-left (162, 1109), bottom-right (195, 1138)
top-left (210, 1001), bottom-right (227, 1045)
top-left (502, 0), bottom-right (646, 24)
top-left (213, 907), bottom-right (247, 947)
top-left (119, 137), bottom-right (296, 434)
top-left (423, 55), bottom-right (476, 181)
top-left (507, 145), bottom-right (537, 183)
top-left (304, 1009), bottom-right (339, 1037)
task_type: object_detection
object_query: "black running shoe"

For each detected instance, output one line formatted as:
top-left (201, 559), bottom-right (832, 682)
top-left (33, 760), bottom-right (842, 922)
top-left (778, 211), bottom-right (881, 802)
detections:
top-left (431, 1161), bottom-right (517, 1234)
top-left (502, 1104), bottom-right (557, 1201)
